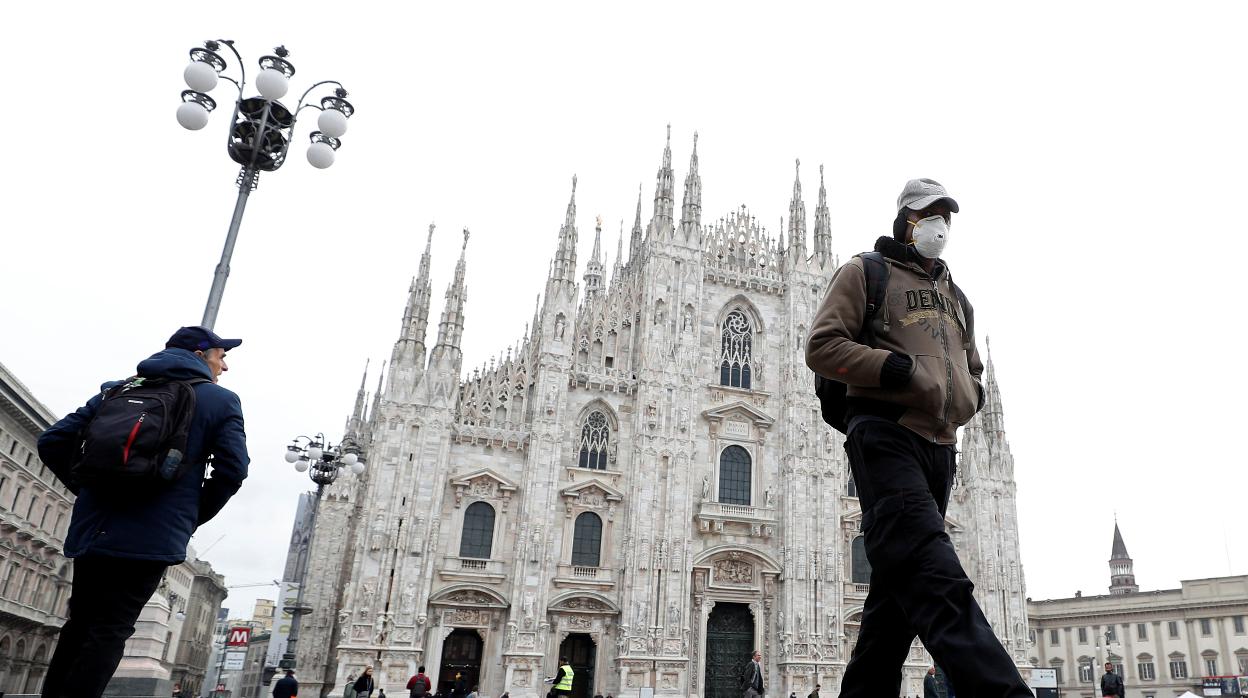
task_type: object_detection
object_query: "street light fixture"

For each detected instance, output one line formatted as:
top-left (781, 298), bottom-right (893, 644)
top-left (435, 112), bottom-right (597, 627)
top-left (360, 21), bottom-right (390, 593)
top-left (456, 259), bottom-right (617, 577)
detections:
top-left (177, 40), bottom-right (355, 330)
top-left (278, 433), bottom-right (366, 671)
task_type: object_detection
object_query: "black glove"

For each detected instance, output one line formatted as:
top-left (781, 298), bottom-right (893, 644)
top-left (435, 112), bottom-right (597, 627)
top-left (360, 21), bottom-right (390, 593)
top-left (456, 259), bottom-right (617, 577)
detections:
top-left (880, 352), bottom-right (914, 389)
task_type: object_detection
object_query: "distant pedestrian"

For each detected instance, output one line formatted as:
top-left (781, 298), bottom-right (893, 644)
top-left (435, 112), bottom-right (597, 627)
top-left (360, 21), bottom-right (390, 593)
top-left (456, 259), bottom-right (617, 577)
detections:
top-left (345, 675), bottom-right (357, 698)
top-left (408, 666), bottom-right (432, 698)
top-left (451, 672), bottom-right (468, 698)
top-left (1100, 662), bottom-right (1124, 697)
top-left (740, 649), bottom-right (764, 698)
top-left (354, 667), bottom-right (376, 698)
top-left (378, 689), bottom-right (387, 698)
top-left (924, 667), bottom-right (939, 698)
top-left (466, 687), bottom-right (479, 698)
top-left (550, 657), bottom-right (574, 697)
top-left (273, 670), bottom-right (298, 698)
top-left (807, 684), bottom-right (821, 698)
top-left (806, 179), bottom-right (1030, 698)
top-left (38, 326), bottom-right (249, 698)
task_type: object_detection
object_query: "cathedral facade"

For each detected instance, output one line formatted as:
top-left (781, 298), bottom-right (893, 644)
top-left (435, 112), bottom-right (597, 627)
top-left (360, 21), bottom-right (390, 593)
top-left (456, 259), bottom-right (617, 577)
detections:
top-left (294, 130), bottom-right (1029, 698)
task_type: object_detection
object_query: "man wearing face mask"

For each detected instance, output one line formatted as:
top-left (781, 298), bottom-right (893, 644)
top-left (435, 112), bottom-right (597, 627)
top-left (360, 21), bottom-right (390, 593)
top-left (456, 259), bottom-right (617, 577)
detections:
top-left (805, 179), bottom-right (1030, 697)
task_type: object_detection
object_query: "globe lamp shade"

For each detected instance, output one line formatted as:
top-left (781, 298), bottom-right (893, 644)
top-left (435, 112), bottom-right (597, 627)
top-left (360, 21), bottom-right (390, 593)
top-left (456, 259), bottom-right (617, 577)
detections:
top-left (350, 461), bottom-right (366, 475)
top-left (342, 452), bottom-right (359, 466)
top-left (294, 458), bottom-right (310, 473)
top-left (284, 449), bottom-right (300, 464)
top-left (307, 445), bottom-right (323, 461)
top-left (256, 68), bottom-right (290, 100)
top-left (317, 108), bottom-right (349, 138)
top-left (184, 61), bottom-right (219, 92)
top-left (176, 102), bottom-right (210, 130)
top-left (307, 142), bottom-right (335, 169)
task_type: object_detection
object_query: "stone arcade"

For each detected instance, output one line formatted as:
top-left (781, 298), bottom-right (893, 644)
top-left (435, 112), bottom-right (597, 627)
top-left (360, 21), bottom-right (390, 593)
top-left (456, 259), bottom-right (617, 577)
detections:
top-left (293, 129), bottom-right (1029, 698)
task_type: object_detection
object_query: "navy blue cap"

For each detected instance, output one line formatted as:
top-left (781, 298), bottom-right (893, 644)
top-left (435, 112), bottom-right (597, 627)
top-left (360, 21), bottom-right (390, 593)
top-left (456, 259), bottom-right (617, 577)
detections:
top-left (166, 326), bottom-right (243, 352)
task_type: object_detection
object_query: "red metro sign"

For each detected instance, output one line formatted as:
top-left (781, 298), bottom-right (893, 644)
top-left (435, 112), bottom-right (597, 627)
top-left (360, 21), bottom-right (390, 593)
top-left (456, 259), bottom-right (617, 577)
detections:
top-left (225, 626), bottom-right (252, 647)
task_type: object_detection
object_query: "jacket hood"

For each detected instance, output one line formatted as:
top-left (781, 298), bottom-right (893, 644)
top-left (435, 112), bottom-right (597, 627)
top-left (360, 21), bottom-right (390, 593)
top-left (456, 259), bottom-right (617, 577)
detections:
top-left (136, 348), bottom-right (214, 382)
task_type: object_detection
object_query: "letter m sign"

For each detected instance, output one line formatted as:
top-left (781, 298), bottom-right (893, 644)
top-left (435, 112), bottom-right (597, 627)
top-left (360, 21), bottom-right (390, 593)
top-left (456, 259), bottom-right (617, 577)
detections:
top-left (226, 626), bottom-right (252, 647)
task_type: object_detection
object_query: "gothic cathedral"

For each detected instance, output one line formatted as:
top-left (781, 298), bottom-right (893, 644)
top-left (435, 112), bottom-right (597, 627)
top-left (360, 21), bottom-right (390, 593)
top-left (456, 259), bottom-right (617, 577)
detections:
top-left (295, 129), bottom-right (1029, 698)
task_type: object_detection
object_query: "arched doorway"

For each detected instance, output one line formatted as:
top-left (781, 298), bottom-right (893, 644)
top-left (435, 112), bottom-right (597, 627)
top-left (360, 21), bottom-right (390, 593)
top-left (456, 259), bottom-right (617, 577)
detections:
top-left (704, 602), bottom-right (754, 698)
top-left (557, 632), bottom-right (597, 698)
top-left (437, 629), bottom-right (483, 696)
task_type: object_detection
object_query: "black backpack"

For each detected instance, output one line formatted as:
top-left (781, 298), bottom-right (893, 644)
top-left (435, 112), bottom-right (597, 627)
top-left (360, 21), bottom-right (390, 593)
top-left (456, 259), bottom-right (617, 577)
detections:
top-left (814, 252), bottom-right (972, 433)
top-left (72, 376), bottom-right (207, 490)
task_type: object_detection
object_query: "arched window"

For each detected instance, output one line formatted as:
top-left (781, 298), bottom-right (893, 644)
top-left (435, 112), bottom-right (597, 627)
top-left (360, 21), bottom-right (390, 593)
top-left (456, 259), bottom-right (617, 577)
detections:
top-left (718, 445), bottom-right (752, 505)
top-left (459, 502), bottom-right (496, 559)
top-left (851, 535), bottom-right (871, 584)
top-left (578, 411), bottom-right (610, 470)
top-left (571, 512), bottom-right (603, 567)
top-left (720, 310), bottom-right (754, 389)
top-left (847, 476), bottom-right (857, 498)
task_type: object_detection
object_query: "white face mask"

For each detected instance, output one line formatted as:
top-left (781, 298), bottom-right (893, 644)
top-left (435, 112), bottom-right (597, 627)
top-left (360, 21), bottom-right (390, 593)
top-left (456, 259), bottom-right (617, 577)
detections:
top-left (909, 215), bottom-right (950, 259)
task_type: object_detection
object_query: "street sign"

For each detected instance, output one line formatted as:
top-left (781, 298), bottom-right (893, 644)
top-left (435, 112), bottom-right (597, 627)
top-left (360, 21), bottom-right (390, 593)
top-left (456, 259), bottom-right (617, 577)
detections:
top-left (1029, 668), bottom-right (1059, 698)
top-left (224, 650), bottom-right (246, 671)
top-left (226, 626), bottom-right (252, 647)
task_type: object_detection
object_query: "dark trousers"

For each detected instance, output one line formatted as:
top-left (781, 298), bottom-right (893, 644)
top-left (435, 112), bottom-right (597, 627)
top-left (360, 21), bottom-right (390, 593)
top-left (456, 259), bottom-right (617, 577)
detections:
top-left (839, 421), bottom-right (1031, 698)
top-left (42, 555), bottom-right (169, 698)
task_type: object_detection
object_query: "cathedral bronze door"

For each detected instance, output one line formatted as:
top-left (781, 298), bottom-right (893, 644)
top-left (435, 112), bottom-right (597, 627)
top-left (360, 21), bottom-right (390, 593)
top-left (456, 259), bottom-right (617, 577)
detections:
top-left (437, 629), bottom-right (483, 695)
top-left (704, 602), bottom-right (755, 698)
top-left (558, 632), bottom-right (596, 698)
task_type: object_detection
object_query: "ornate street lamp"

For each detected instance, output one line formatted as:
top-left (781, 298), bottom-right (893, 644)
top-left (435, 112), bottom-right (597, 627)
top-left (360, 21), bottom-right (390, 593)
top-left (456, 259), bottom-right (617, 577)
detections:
top-left (278, 434), bottom-right (366, 671)
top-left (177, 41), bottom-right (355, 329)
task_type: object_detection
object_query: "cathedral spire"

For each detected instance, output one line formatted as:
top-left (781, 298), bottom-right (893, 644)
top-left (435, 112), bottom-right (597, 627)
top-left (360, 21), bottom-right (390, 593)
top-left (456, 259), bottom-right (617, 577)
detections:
top-left (787, 158), bottom-right (807, 260)
top-left (982, 338), bottom-right (1006, 439)
top-left (353, 359), bottom-right (369, 420)
top-left (550, 176), bottom-right (579, 288)
top-left (1109, 522), bottom-right (1139, 595)
top-left (583, 215), bottom-right (605, 297)
top-left (612, 220), bottom-right (624, 282)
top-left (371, 362), bottom-right (386, 416)
top-left (386, 224), bottom-right (435, 401)
top-left (679, 131), bottom-right (702, 242)
top-left (531, 293), bottom-right (541, 339)
top-left (813, 164), bottom-right (833, 268)
top-left (432, 228), bottom-right (470, 362)
top-left (345, 358), bottom-right (369, 436)
top-left (629, 182), bottom-right (643, 264)
top-left (651, 124), bottom-right (675, 237)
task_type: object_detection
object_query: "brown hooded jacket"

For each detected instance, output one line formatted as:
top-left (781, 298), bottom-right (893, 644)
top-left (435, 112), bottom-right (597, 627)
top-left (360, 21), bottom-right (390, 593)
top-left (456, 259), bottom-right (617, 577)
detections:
top-left (805, 236), bottom-right (984, 444)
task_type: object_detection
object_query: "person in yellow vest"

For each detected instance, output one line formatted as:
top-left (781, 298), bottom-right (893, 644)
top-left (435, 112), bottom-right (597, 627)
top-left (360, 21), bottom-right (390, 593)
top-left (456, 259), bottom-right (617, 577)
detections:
top-left (551, 655), bottom-right (575, 697)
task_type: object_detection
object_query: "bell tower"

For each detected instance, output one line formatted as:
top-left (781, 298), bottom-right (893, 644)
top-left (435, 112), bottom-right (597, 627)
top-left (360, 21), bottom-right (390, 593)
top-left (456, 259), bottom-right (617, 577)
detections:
top-left (1109, 522), bottom-right (1139, 595)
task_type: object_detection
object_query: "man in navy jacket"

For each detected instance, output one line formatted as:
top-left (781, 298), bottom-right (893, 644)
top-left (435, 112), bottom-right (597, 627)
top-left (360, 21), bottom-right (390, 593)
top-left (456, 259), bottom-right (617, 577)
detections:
top-left (37, 326), bottom-right (250, 698)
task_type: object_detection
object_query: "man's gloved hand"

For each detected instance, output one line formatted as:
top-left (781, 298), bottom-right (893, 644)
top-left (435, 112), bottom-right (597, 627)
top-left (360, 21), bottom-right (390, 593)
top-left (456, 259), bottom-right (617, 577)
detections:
top-left (880, 352), bottom-right (914, 388)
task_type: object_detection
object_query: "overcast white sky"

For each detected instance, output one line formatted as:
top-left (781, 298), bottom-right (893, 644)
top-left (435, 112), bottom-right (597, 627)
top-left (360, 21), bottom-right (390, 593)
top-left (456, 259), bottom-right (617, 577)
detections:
top-left (3, 1), bottom-right (1245, 620)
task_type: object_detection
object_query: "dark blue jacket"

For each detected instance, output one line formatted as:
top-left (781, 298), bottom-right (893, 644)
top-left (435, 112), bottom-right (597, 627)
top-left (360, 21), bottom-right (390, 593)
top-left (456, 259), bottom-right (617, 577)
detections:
top-left (38, 348), bottom-right (249, 562)
top-left (273, 675), bottom-right (299, 698)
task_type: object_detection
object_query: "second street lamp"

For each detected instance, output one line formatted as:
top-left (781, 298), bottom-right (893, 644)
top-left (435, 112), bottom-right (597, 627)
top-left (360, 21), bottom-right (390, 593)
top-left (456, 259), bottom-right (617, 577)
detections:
top-left (279, 433), bottom-right (366, 671)
top-left (177, 40), bottom-right (355, 330)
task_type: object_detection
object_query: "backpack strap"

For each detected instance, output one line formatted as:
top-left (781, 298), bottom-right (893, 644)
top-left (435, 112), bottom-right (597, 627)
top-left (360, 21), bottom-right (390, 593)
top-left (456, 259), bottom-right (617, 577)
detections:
top-left (948, 278), bottom-right (974, 349)
top-left (858, 251), bottom-right (891, 346)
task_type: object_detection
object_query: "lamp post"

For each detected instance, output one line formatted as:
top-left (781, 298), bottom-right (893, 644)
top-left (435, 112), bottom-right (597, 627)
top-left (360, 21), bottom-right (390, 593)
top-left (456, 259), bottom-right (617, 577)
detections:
top-left (177, 41), bottom-right (355, 330)
top-left (279, 434), bottom-right (366, 671)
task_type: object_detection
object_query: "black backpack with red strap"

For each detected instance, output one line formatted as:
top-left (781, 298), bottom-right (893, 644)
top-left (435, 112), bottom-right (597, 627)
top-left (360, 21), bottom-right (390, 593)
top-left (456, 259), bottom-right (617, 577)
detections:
top-left (72, 376), bottom-right (207, 490)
